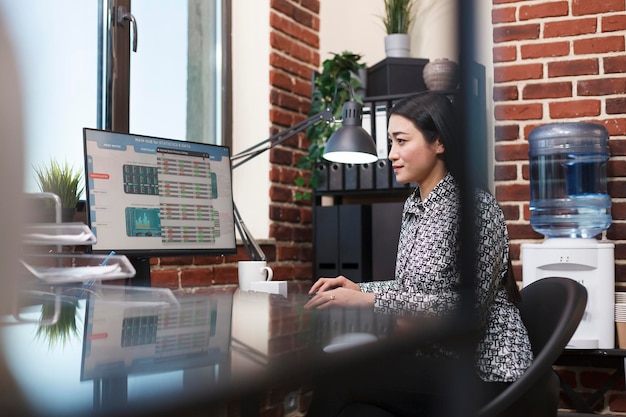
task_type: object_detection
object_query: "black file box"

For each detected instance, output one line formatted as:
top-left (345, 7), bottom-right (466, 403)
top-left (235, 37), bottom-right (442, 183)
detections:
top-left (314, 163), bottom-right (329, 192)
top-left (328, 163), bottom-right (343, 191)
top-left (375, 159), bottom-right (390, 189)
top-left (371, 202), bottom-right (404, 281)
top-left (339, 204), bottom-right (372, 283)
top-left (344, 163), bottom-right (358, 190)
top-left (359, 163), bottom-right (374, 190)
top-left (314, 205), bottom-right (339, 279)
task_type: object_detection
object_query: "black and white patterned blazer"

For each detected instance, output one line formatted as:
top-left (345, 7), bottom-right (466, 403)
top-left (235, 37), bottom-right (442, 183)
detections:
top-left (360, 173), bottom-right (533, 382)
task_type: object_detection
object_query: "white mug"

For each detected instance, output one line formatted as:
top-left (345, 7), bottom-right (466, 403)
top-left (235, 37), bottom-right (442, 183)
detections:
top-left (238, 261), bottom-right (273, 291)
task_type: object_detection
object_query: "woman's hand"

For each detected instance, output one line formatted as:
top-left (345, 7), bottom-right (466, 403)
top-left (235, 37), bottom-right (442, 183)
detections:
top-left (304, 287), bottom-right (375, 310)
top-left (308, 275), bottom-right (361, 294)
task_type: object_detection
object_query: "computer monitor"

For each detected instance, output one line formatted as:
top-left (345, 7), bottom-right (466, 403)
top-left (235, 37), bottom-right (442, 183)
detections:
top-left (83, 128), bottom-right (237, 284)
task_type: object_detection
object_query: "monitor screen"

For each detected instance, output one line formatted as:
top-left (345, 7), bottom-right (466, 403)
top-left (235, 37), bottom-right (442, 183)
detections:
top-left (83, 128), bottom-right (237, 258)
top-left (80, 285), bottom-right (234, 381)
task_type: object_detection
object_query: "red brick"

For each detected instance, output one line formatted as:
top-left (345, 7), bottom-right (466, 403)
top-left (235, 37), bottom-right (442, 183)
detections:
top-left (493, 85), bottom-right (519, 101)
top-left (492, 7), bottom-right (516, 24)
top-left (607, 98), bottom-right (626, 114)
top-left (603, 14), bottom-right (626, 32)
top-left (499, 203), bottom-right (520, 221)
top-left (547, 59), bottom-right (599, 77)
top-left (544, 18), bottom-right (598, 38)
top-left (494, 124), bottom-right (520, 141)
top-left (495, 143), bottom-right (529, 162)
top-left (270, 54), bottom-right (316, 80)
top-left (270, 185), bottom-right (293, 203)
top-left (609, 179), bottom-right (626, 198)
top-left (574, 36), bottom-right (625, 55)
top-left (603, 118), bottom-right (626, 136)
top-left (180, 268), bottom-right (214, 287)
top-left (549, 99), bottom-right (601, 118)
top-left (493, 45), bottom-right (517, 62)
top-left (522, 82), bottom-right (572, 99)
top-left (608, 160), bottom-right (626, 177)
top-left (612, 201), bottom-right (626, 223)
top-left (493, 24), bottom-right (540, 43)
top-left (578, 78), bottom-right (626, 96)
top-left (506, 222), bottom-right (544, 240)
top-left (150, 269), bottom-right (180, 289)
top-left (494, 63), bottom-right (543, 82)
top-left (212, 265), bottom-right (238, 285)
top-left (521, 41), bottom-right (569, 59)
top-left (604, 56), bottom-right (626, 73)
top-left (494, 164), bottom-right (517, 181)
top-left (572, 0), bottom-right (626, 16)
top-left (609, 222), bottom-right (626, 243)
top-left (519, 2), bottom-right (569, 20)
top-left (494, 103), bottom-right (543, 121)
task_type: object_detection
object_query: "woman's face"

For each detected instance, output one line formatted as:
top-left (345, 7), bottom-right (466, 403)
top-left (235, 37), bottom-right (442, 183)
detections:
top-left (387, 114), bottom-right (445, 185)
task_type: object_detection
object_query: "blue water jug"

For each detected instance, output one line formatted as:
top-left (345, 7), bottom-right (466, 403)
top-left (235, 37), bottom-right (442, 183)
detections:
top-left (528, 122), bottom-right (611, 238)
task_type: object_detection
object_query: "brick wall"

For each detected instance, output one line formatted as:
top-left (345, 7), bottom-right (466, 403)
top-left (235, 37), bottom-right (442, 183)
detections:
top-left (492, 0), bottom-right (626, 414)
top-left (151, 0), bottom-right (319, 291)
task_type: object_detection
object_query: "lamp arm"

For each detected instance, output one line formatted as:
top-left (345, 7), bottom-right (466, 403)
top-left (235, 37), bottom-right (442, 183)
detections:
top-left (231, 107), bottom-right (334, 169)
top-left (233, 203), bottom-right (265, 261)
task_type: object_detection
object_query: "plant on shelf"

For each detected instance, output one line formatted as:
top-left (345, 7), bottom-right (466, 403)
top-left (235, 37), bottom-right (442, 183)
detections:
top-left (295, 51), bottom-right (366, 201)
top-left (382, 0), bottom-right (416, 34)
top-left (381, 0), bottom-right (417, 57)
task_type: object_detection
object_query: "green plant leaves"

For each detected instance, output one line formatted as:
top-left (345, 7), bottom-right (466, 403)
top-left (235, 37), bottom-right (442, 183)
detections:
top-left (33, 159), bottom-right (84, 208)
top-left (295, 51), bottom-right (366, 201)
top-left (382, 0), bottom-right (416, 34)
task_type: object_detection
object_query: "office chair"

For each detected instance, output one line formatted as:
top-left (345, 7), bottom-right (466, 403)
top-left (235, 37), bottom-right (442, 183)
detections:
top-left (477, 276), bottom-right (587, 417)
top-left (336, 277), bottom-right (588, 417)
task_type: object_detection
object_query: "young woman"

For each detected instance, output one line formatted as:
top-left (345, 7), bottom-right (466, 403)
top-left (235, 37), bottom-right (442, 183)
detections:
top-left (305, 92), bottom-right (533, 417)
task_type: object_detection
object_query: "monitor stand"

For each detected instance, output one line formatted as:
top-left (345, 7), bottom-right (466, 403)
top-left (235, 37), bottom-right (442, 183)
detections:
top-left (128, 257), bottom-right (151, 287)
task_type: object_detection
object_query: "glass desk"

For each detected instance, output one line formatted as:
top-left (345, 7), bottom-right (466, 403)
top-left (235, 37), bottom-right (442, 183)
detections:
top-left (0, 284), bottom-right (409, 417)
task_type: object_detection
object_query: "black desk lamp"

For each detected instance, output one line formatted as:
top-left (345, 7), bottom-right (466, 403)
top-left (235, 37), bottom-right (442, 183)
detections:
top-left (231, 87), bottom-right (377, 260)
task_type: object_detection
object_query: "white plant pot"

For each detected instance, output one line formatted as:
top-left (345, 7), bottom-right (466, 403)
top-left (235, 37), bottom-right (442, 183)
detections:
top-left (384, 33), bottom-right (410, 58)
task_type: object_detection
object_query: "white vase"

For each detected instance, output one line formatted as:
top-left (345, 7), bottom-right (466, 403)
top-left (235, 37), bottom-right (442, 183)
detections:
top-left (384, 34), bottom-right (410, 58)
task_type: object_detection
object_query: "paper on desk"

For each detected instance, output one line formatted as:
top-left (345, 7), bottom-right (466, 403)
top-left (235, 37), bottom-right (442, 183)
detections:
top-left (23, 231), bottom-right (92, 244)
top-left (20, 261), bottom-right (123, 283)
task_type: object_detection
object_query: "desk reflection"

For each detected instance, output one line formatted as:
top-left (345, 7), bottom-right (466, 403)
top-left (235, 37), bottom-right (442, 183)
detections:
top-left (1, 285), bottom-right (396, 417)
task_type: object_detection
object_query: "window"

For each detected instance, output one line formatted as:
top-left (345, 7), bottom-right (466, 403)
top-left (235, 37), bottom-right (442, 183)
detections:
top-left (0, 0), bottom-right (229, 194)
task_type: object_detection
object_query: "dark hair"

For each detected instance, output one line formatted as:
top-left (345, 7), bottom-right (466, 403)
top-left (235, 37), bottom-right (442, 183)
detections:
top-left (389, 91), bottom-right (461, 178)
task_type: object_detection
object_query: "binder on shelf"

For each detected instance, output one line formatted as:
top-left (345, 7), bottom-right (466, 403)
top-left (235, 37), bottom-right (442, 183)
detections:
top-left (359, 163), bottom-right (374, 190)
top-left (375, 160), bottom-right (390, 189)
top-left (371, 202), bottom-right (404, 281)
top-left (339, 205), bottom-right (372, 283)
top-left (314, 206), bottom-right (339, 279)
top-left (344, 164), bottom-right (358, 190)
top-left (315, 163), bottom-right (329, 192)
top-left (328, 162), bottom-right (343, 191)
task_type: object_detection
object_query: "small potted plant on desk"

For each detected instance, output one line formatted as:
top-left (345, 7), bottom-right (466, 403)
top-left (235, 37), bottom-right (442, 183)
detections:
top-left (33, 159), bottom-right (84, 223)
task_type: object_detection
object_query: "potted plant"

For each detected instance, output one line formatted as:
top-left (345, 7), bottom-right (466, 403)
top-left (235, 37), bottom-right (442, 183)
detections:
top-left (295, 51), bottom-right (366, 201)
top-left (33, 159), bottom-right (84, 222)
top-left (382, 0), bottom-right (417, 58)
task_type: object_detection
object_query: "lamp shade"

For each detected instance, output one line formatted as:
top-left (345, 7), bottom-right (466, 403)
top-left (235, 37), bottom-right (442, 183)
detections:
top-left (323, 100), bottom-right (378, 164)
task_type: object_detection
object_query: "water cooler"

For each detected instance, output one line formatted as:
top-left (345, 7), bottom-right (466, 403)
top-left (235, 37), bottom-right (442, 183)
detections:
top-left (521, 122), bottom-right (614, 349)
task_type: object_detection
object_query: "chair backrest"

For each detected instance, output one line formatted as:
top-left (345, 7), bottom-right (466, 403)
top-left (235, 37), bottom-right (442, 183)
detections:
top-left (478, 276), bottom-right (587, 417)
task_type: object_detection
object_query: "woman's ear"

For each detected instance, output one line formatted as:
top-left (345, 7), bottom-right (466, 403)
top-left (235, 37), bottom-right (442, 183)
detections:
top-left (435, 136), bottom-right (445, 155)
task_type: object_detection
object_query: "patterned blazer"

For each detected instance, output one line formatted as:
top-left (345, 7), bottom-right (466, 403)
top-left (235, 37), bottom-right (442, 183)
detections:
top-left (360, 173), bottom-right (533, 382)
